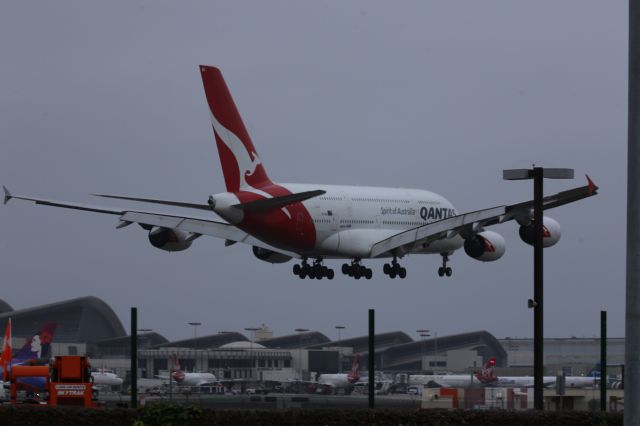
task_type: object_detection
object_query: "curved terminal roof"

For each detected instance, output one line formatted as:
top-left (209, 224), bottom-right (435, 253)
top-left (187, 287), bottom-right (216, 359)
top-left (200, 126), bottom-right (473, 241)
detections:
top-left (220, 341), bottom-right (266, 349)
top-left (0, 296), bottom-right (126, 343)
top-left (152, 332), bottom-right (249, 349)
top-left (307, 331), bottom-right (414, 353)
top-left (92, 332), bottom-right (169, 357)
top-left (260, 331), bottom-right (330, 349)
top-left (0, 299), bottom-right (13, 314)
top-left (372, 330), bottom-right (508, 370)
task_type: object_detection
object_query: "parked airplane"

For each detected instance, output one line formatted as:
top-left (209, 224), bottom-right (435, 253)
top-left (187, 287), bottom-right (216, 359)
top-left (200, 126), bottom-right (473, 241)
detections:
top-left (408, 358), bottom-right (496, 388)
top-left (3, 66), bottom-right (599, 279)
top-left (475, 358), bottom-right (596, 389)
top-left (162, 354), bottom-right (217, 387)
top-left (91, 367), bottom-right (124, 387)
top-left (313, 353), bottom-right (361, 394)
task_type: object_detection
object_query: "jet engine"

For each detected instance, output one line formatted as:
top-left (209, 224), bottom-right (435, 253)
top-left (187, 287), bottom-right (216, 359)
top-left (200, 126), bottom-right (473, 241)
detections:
top-left (464, 231), bottom-right (506, 262)
top-left (518, 216), bottom-right (562, 248)
top-left (148, 226), bottom-right (192, 252)
top-left (252, 246), bottom-right (292, 264)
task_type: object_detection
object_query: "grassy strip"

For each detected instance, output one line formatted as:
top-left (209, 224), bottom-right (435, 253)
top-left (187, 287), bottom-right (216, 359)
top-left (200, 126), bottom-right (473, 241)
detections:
top-left (0, 405), bottom-right (623, 426)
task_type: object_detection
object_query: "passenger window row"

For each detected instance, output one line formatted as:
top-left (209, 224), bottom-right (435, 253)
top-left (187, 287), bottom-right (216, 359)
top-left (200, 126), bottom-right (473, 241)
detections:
top-left (352, 197), bottom-right (410, 204)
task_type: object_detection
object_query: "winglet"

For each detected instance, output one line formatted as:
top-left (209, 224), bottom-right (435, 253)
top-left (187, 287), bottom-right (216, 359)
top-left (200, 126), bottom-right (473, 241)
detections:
top-left (2, 186), bottom-right (11, 205)
top-left (586, 175), bottom-right (598, 195)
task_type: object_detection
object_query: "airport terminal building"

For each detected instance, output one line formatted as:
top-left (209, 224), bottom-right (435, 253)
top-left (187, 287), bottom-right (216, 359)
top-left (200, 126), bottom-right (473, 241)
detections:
top-left (0, 296), bottom-right (621, 385)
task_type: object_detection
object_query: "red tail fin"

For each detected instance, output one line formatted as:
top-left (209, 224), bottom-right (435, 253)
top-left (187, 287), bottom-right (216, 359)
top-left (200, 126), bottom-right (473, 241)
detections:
top-left (475, 357), bottom-right (497, 384)
top-left (348, 353), bottom-right (361, 383)
top-left (1, 318), bottom-right (11, 381)
top-left (199, 66), bottom-right (272, 193)
top-left (171, 354), bottom-right (185, 382)
top-left (172, 354), bottom-right (181, 371)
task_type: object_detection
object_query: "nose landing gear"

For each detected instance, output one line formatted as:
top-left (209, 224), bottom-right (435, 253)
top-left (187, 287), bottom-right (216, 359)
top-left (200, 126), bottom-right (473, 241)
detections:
top-left (438, 253), bottom-right (453, 277)
top-left (383, 257), bottom-right (407, 279)
top-left (341, 259), bottom-right (373, 280)
top-left (293, 258), bottom-right (334, 280)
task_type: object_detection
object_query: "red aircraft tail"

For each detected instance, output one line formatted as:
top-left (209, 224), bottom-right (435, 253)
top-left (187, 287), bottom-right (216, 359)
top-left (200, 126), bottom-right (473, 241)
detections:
top-left (475, 357), bottom-right (498, 384)
top-left (1, 318), bottom-right (11, 381)
top-left (347, 353), bottom-right (361, 383)
top-left (199, 65), bottom-right (273, 193)
top-left (171, 354), bottom-right (185, 382)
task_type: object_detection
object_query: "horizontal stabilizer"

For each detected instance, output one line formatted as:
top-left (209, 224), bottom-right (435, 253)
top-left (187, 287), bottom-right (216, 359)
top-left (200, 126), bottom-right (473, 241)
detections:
top-left (234, 190), bottom-right (326, 213)
top-left (3, 186), bottom-right (11, 205)
top-left (93, 194), bottom-right (211, 211)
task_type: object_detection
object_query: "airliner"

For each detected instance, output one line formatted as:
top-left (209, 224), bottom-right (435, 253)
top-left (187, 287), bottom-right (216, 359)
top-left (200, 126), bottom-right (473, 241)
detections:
top-left (467, 358), bottom-right (595, 389)
top-left (408, 358), bottom-right (496, 388)
top-left (91, 368), bottom-right (124, 388)
top-left (3, 66), bottom-right (599, 279)
top-left (313, 353), bottom-right (361, 394)
top-left (483, 372), bottom-right (596, 389)
top-left (161, 354), bottom-right (216, 387)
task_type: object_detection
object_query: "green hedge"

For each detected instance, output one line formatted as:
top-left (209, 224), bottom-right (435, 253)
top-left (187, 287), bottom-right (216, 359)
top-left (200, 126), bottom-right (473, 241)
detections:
top-left (0, 405), bottom-right (623, 426)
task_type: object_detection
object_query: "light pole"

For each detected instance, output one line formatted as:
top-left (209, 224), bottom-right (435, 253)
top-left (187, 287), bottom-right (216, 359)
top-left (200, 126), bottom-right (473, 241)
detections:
top-left (434, 332), bottom-right (438, 367)
top-left (188, 322), bottom-right (202, 340)
top-left (188, 322), bottom-right (202, 372)
top-left (245, 327), bottom-right (260, 380)
top-left (295, 328), bottom-right (309, 381)
top-left (503, 166), bottom-right (574, 410)
top-left (416, 329), bottom-right (430, 372)
top-left (335, 325), bottom-right (345, 373)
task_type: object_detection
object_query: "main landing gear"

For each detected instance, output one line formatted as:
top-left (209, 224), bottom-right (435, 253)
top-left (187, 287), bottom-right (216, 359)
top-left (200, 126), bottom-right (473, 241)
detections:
top-left (383, 257), bottom-right (407, 279)
top-left (438, 253), bottom-right (453, 277)
top-left (293, 258), bottom-right (335, 280)
top-left (341, 259), bottom-right (373, 280)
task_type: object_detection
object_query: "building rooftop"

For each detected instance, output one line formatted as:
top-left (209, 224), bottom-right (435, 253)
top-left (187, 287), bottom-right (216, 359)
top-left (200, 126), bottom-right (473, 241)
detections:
top-left (0, 296), bottom-right (126, 343)
top-left (0, 299), bottom-right (13, 314)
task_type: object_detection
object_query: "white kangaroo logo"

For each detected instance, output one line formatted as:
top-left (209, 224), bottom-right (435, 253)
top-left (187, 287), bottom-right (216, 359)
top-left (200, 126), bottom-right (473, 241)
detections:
top-left (210, 111), bottom-right (264, 190)
top-left (210, 111), bottom-right (291, 219)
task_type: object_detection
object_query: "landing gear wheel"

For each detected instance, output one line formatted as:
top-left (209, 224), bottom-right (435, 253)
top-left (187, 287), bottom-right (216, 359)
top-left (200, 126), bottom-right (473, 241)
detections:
top-left (293, 264), bottom-right (301, 275)
top-left (342, 264), bottom-right (349, 275)
top-left (438, 253), bottom-right (452, 277)
top-left (327, 269), bottom-right (335, 280)
top-left (353, 268), bottom-right (362, 279)
top-left (364, 268), bottom-right (373, 280)
top-left (384, 256), bottom-right (405, 279)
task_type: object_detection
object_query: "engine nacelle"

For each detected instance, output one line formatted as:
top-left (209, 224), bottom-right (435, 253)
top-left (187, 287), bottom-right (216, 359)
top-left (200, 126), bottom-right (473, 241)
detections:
top-left (148, 227), bottom-right (192, 252)
top-left (464, 231), bottom-right (506, 262)
top-left (252, 246), bottom-right (292, 264)
top-left (518, 216), bottom-right (561, 248)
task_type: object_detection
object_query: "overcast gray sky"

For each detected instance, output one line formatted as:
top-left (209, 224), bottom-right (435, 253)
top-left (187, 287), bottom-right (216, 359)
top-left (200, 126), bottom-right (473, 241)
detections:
top-left (0, 1), bottom-right (627, 343)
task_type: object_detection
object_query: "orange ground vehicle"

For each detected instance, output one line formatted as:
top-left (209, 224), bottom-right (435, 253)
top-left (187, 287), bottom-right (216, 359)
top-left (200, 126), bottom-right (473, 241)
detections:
top-left (9, 356), bottom-right (97, 407)
top-left (48, 355), bottom-right (95, 407)
top-left (9, 364), bottom-right (49, 404)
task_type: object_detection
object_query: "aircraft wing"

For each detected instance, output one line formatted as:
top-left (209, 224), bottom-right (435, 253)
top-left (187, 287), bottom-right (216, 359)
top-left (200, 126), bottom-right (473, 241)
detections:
top-left (3, 187), bottom-right (300, 259)
top-left (370, 176), bottom-right (598, 258)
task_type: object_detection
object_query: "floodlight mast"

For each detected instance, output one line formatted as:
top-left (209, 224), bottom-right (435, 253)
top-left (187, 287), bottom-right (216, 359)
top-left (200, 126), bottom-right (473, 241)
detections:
top-left (503, 166), bottom-right (573, 411)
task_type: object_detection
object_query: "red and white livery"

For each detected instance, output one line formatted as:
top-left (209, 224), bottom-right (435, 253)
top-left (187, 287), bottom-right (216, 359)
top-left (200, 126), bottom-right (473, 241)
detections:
top-left (3, 66), bottom-right (599, 279)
